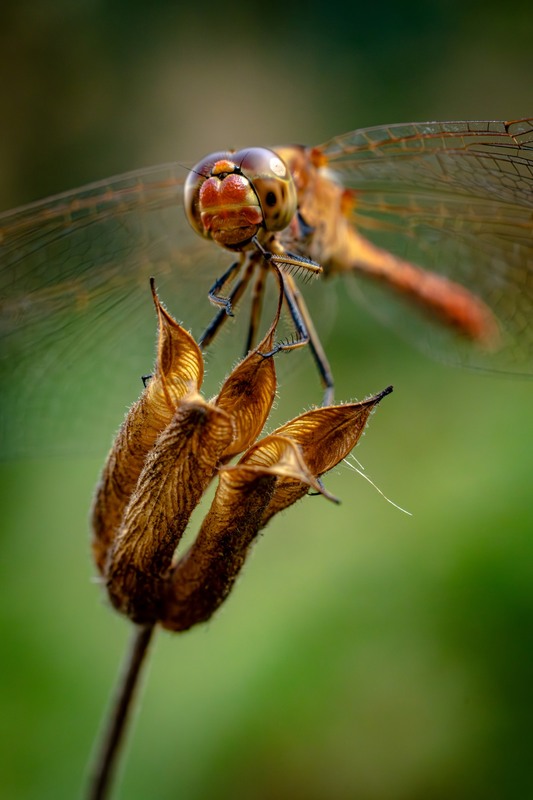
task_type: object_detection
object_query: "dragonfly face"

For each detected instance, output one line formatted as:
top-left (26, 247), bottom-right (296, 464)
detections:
top-left (1, 118), bottom-right (532, 456)
top-left (184, 147), bottom-right (298, 249)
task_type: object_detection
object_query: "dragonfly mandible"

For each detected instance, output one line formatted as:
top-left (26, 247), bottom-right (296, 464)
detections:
top-left (1, 118), bottom-right (532, 456)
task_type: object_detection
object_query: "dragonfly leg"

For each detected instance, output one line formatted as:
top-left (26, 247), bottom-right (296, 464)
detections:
top-left (260, 270), bottom-right (335, 405)
top-left (259, 270), bottom-right (309, 356)
top-left (244, 263), bottom-right (268, 356)
top-left (285, 273), bottom-right (335, 405)
top-left (199, 259), bottom-right (255, 349)
top-left (207, 258), bottom-right (243, 315)
top-left (252, 235), bottom-right (323, 281)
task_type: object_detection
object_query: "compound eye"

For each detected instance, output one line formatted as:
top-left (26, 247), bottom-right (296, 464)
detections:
top-left (184, 151), bottom-right (232, 238)
top-left (236, 147), bottom-right (297, 232)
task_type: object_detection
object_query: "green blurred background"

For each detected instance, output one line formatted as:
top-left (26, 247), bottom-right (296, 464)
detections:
top-left (1, 1), bottom-right (532, 798)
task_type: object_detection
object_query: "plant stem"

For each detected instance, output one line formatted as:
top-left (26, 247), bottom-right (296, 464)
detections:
top-left (86, 623), bottom-right (156, 800)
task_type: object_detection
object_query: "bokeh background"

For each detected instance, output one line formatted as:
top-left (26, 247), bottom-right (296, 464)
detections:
top-left (1, 1), bottom-right (532, 798)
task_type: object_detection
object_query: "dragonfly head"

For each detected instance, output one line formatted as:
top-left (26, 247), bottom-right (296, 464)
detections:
top-left (184, 147), bottom-right (297, 250)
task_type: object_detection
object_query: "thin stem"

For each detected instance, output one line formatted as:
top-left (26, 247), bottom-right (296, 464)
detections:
top-left (86, 623), bottom-right (156, 800)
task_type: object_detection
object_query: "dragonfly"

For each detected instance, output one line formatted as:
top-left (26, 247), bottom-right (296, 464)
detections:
top-left (1, 118), bottom-right (532, 457)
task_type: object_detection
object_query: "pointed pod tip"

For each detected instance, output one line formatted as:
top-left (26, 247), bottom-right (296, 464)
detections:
top-left (149, 276), bottom-right (158, 307)
top-left (377, 385), bottom-right (394, 402)
top-left (150, 277), bottom-right (163, 316)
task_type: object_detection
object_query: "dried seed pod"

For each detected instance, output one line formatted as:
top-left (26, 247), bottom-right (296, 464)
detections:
top-left (91, 276), bottom-right (392, 634)
top-left (214, 330), bottom-right (277, 461)
top-left (106, 396), bottom-right (233, 623)
top-left (91, 281), bottom-right (203, 574)
top-left (262, 386), bottom-right (393, 525)
top-left (99, 279), bottom-right (284, 623)
top-left (161, 436), bottom-right (326, 632)
top-left (161, 387), bottom-right (392, 632)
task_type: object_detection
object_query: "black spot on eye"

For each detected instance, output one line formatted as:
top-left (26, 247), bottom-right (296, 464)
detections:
top-left (265, 191), bottom-right (277, 207)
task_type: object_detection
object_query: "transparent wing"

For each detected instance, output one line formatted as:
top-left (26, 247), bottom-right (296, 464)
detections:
top-left (4, 122), bottom-right (532, 457)
top-left (0, 164), bottom-right (232, 457)
top-left (317, 119), bottom-right (533, 371)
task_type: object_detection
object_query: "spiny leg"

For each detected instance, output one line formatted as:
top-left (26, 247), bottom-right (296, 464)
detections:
top-left (253, 233), bottom-right (335, 405)
top-left (285, 272), bottom-right (335, 405)
top-left (252, 235), bottom-right (323, 281)
top-left (200, 237), bottom-right (335, 405)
